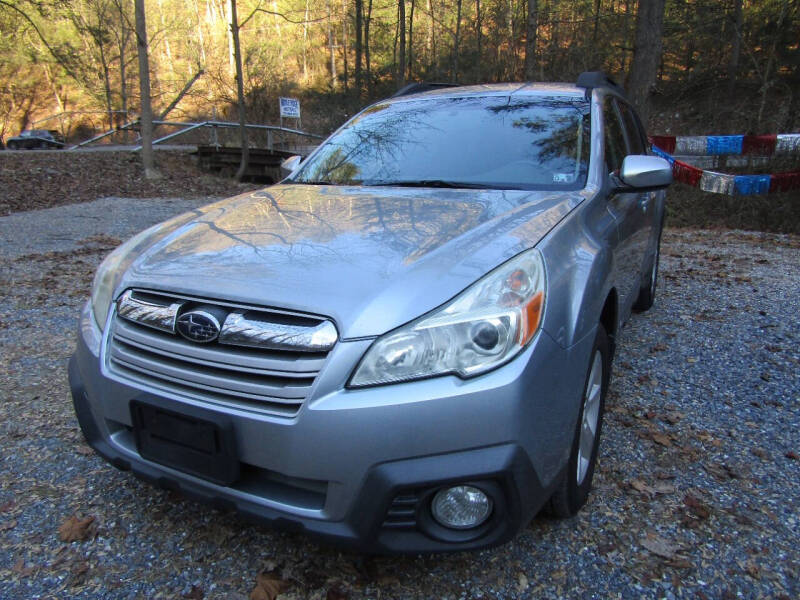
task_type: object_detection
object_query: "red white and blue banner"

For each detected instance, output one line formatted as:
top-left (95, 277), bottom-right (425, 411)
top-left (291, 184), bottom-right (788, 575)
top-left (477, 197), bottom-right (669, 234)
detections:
top-left (649, 134), bottom-right (800, 156)
top-left (649, 134), bottom-right (800, 195)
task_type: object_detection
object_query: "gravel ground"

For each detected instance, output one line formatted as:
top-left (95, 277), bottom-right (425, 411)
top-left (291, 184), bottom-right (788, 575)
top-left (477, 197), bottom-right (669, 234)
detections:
top-left (1, 197), bottom-right (798, 599)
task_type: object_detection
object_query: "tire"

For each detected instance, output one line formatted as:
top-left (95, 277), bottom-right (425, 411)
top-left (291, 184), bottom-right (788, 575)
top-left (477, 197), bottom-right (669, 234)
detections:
top-left (633, 226), bottom-right (662, 312)
top-left (546, 324), bottom-right (610, 517)
top-left (8, 142), bottom-right (17, 150)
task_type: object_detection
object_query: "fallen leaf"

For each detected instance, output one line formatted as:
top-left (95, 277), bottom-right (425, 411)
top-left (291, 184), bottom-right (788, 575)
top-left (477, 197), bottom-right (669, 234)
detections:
top-left (684, 494), bottom-right (711, 519)
top-left (786, 451), bottom-right (799, 461)
top-left (665, 411), bottom-right (685, 425)
top-left (744, 561), bottom-right (761, 579)
top-left (517, 573), bottom-right (529, 593)
top-left (183, 585), bottom-right (205, 599)
top-left (0, 519), bottom-right (18, 531)
top-left (751, 447), bottom-right (770, 460)
top-left (75, 445), bottom-right (94, 456)
top-left (326, 586), bottom-right (348, 600)
top-left (641, 532), bottom-right (682, 560)
top-left (653, 482), bottom-right (676, 494)
top-left (12, 558), bottom-right (35, 577)
top-left (250, 571), bottom-right (288, 600)
top-left (0, 500), bottom-right (15, 513)
top-left (58, 515), bottom-right (96, 542)
top-left (630, 479), bottom-right (652, 493)
top-left (651, 432), bottom-right (673, 447)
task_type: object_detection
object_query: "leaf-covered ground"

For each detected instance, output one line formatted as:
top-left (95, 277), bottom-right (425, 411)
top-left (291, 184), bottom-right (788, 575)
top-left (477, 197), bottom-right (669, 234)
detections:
top-left (0, 196), bottom-right (798, 599)
top-left (0, 150), bottom-right (256, 216)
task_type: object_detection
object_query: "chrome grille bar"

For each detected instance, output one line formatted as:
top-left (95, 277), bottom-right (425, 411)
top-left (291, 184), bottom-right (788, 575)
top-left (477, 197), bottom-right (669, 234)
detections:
top-left (220, 311), bottom-right (338, 352)
top-left (117, 290), bottom-right (180, 333)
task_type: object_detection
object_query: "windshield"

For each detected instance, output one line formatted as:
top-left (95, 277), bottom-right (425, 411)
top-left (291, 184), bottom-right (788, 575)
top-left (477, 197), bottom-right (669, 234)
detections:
top-left (293, 95), bottom-right (591, 190)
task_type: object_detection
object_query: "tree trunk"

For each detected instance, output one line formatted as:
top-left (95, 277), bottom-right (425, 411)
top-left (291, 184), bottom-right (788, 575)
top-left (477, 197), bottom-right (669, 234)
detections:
top-left (475, 0), bottom-right (481, 81)
top-left (355, 0), bottom-right (363, 93)
top-left (453, 0), bottom-right (461, 81)
top-left (627, 0), bottom-right (666, 125)
top-left (328, 0), bottom-right (337, 89)
top-left (397, 0), bottom-right (406, 88)
top-left (727, 0), bottom-right (743, 96)
top-left (342, 1), bottom-right (349, 92)
top-left (229, 0), bottom-right (249, 182)
top-left (524, 0), bottom-right (537, 80)
top-left (407, 0), bottom-right (415, 81)
top-left (134, 0), bottom-right (158, 178)
top-left (303, 0), bottom-right (310, 79)
top-left (118, 0), bottom-right (128, 129)
top-left (427, 0), bottom-right (436, 77)
top-left (365, 0), bottom-right (373, 92)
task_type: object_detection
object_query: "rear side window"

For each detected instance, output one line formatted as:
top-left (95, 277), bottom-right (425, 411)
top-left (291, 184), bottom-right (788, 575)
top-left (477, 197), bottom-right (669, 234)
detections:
top-left (603, 100), bottom-right (628, 172)
top-left (617, 101), bottom-right (647, 155)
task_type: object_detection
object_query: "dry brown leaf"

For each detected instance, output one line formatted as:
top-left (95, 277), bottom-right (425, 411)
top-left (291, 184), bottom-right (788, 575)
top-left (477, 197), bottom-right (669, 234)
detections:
top-left (250, 571), bottom-right (289, 600)
top-left (684, 494), bottom-right (711, 519)
top-left (12, 558), bottom-right (35, 577)
top-left (630, 479), bottom-right (652, 493)
top-left (641, 532), bottom-right (682, 560)
top-left (326, 586), bottom-right (348, 600)
top-left (58, 515), bottom-right (96, 542)
top-left (75, 445), bottom-right (95, 456)
top-left (651, 432), bottom-right (673, 447)
top-left (183, 585), bottom-right (205, 599)
top-left (0, 519), bottom-right (18, 531)
top-left (786, 451), bottom-right (799, 461)
top-left (653, 482), bottom-right (676, 494)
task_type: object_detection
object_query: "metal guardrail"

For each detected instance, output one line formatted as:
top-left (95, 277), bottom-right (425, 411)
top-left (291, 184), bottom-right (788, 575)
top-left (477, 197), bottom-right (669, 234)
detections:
top-left (70, 120), bottom-right (325, 151)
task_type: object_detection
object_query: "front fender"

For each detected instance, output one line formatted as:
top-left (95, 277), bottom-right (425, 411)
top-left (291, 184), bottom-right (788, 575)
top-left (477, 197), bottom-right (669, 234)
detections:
top-left (539, 192), bottom-right (618, 349)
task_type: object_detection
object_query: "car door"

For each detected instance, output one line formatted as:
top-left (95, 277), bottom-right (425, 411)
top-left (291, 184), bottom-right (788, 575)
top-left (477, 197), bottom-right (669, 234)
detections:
top-left (603, 97), bottom-right (649, 319)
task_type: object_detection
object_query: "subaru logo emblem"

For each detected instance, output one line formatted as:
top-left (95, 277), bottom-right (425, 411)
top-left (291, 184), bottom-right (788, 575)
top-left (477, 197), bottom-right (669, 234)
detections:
top-left (176, 311), bottom-right (221, 343)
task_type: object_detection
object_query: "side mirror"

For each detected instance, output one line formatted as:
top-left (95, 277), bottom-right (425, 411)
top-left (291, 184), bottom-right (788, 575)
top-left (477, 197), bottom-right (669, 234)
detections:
top-left (280, 155), bottom-right (303, 179)
top-left (616, 155), bottom-right (673, 190)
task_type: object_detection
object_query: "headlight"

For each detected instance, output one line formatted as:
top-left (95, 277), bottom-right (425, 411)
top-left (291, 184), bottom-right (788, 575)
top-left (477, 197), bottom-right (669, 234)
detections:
top-left (90, 222), bottom-right (174, 327)
top-left (349, 248), bottom-right (546, 387)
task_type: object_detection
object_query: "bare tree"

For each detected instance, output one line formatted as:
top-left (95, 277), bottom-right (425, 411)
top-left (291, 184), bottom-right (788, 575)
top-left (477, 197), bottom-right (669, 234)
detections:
top-left (134, 0), bottom-right (158, 178)
top-left (627, 0), bottom-right (666, 124)
top-left (727, 0), bottom-right (743, 96)
top-left (524, 0), bottom-right (538, 80)
top-left (397, 0), bottom-right (406, 88)
top-left (452, 0), bottom-right (461, 81)
top-left (229, 0), bottom-right (248, 182)
top-left (355, 0), bottom-right (363, 94)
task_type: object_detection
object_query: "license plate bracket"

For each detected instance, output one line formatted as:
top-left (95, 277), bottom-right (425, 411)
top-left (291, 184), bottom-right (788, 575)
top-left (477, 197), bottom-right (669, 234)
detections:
top-left (130, 397), bottom-right (240, 486)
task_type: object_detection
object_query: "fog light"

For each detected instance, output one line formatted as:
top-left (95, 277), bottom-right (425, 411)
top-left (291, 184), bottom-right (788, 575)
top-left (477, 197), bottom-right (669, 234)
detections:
top-left (431, 485), bottom-right (492, 529)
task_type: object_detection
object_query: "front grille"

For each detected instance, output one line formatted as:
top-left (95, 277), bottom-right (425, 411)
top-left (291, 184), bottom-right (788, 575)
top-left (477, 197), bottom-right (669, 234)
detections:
top-left (105, 290), bottom-right (334, 417)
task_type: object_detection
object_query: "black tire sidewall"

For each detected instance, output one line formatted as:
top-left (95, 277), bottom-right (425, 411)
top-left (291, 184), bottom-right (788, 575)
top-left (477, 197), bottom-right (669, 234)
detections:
top-left (563, 325), bottom-right (610, 514)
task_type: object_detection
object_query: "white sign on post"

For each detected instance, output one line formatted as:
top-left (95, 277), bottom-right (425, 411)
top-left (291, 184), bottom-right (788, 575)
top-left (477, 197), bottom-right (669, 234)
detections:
top-left (279, 97), bottom-right (301, 119)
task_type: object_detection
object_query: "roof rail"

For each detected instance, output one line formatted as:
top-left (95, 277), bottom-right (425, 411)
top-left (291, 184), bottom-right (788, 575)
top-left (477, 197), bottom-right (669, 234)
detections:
top-left (575, 71), bottom-right (626, 98)
top-left (391, 82), bottom-right (459, 98)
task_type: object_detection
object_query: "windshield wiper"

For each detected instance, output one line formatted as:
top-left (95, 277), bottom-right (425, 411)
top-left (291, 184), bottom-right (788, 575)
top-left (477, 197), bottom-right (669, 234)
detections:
top-left (292, 180), bottom-right (338, 185)
top-left (370, 179), bottom-right (497, 189)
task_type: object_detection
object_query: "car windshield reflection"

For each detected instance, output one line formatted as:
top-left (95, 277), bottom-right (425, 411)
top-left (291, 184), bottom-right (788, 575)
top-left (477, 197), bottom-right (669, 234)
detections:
top-left (293, 95), bottom-right (591, 191)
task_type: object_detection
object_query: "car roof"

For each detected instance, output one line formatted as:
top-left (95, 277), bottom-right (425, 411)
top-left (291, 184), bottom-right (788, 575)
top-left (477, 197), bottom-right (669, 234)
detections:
top-left (384, 82), bottom-right (587, 103)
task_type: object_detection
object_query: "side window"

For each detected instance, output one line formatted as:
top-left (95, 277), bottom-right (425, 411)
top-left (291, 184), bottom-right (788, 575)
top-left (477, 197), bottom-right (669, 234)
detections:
top-left (617, 101), bottom-right (647, 155)
top-left (603, 99), bottom-right (628, 173)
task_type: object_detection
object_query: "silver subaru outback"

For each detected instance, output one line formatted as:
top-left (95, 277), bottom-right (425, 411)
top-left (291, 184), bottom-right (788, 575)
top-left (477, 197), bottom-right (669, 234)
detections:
top-left (69, 73), bottom-right (672, 553)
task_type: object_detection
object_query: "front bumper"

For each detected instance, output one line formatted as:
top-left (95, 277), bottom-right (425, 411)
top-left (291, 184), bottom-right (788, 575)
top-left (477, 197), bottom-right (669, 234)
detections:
top-left (70, 301), bottom-right (594, 553)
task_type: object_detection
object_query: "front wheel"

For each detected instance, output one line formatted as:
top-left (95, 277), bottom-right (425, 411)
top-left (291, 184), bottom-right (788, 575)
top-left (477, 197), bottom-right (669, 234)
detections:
top-left (546, 324), bottom-right (610, 517)
top-left (633, 227), bottom-right (662, 312)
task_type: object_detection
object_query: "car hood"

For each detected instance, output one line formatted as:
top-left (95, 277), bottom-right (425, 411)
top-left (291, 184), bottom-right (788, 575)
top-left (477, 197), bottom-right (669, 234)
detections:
top-left (118, 184), bottom-right (585, 338)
